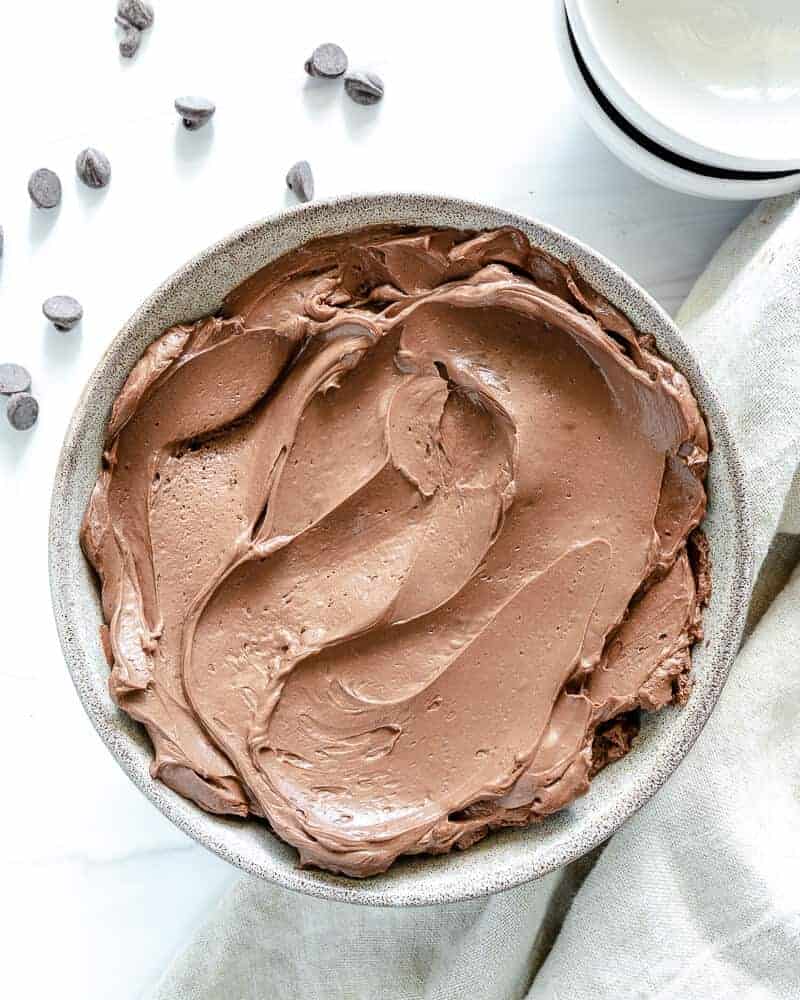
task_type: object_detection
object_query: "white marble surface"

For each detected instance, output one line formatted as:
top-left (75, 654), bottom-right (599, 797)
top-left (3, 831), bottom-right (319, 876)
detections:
top-left (0, 2), bottom-right (749, 997)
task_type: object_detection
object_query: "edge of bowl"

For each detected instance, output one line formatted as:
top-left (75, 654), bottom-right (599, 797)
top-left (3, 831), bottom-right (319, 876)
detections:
top-left (565, 0), bottom-right (800, 174)
top-left (49, 192), bottom-right (753, 906)
top-left (555, 0), bottom-right (800, 201)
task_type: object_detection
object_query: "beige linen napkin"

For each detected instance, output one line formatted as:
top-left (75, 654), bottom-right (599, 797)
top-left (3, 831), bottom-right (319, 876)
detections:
top-left (151, 195), bottom-right (800, 1000)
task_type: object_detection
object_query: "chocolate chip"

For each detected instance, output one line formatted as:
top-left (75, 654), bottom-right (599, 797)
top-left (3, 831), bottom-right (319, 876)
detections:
top-left (28, 168), bottom-right (62, 210)
top-left (286, 161), bottom-right (314, 203)
top-left (117, 0), bottom-right (153, 30)
top-left (344, 71), bottom-right (384, 106)
top-left (304, 43), bottom-right (348, 78)
top-left (0, 364), bottom-right (31, 396)
top-left (43, 295), bottom-right (83, 331)
top-left (117, 18), bottom-right (142, 59)
top-left (7, 393), bottom-right (38, 431)
top-left (116, 16), bottom-right (142, 57)
top-left (175, 96), bottom-right (216, 130)
top-left (76, 148), bottom-right (111, 189)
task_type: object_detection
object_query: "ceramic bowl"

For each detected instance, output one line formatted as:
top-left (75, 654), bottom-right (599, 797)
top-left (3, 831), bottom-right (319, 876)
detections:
top-left (556, 2), bottom-right (800, 200)
top-left (566, 0), bottom-right (800, 174)
top-left (49, 193), bottom-right (752, 906)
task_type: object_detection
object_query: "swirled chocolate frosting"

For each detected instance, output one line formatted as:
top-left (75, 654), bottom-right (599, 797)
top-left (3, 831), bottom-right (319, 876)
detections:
top-left (82, 226), bottom-right (709, 877)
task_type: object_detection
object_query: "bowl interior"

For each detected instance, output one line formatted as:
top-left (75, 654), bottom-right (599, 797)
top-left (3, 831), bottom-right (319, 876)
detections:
top-left (556, 1), bottom-right (800, 201)
top-left (570, 0), bottom-right (800, 172)
top-left (49, 193), bottom-right (752, 906)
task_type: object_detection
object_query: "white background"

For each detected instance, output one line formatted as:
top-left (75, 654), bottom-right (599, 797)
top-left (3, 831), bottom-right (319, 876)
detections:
top-left (0, 2), bottom-right (748, 997)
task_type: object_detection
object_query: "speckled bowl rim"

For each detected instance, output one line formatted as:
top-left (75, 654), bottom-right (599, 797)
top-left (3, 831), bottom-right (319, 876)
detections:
top-left (49, 193), bottom-right (753, 907)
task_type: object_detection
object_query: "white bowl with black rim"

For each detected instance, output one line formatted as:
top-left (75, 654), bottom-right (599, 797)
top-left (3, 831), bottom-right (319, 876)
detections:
top-left (50, 194), bottom-right (752, 905)
top-left (557, 0), bottom-right (800, 200)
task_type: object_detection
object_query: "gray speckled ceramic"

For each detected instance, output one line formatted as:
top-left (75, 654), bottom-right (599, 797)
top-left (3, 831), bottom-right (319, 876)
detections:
top-left (49, 194), bottom-right (752, 907)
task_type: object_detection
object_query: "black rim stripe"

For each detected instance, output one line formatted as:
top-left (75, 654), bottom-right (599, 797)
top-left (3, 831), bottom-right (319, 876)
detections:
top-left (565, 7), bottom-right (800, 182)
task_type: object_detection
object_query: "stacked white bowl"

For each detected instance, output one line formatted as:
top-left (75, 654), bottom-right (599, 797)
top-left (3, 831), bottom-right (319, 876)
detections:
top-left (556, 0), bottom-right (800, 199)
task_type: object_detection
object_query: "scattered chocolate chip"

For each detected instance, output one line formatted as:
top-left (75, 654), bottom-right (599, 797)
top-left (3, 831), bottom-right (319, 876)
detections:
top-left (7, 393), bottom-right (38, 431)
top-left (175, 96), bottom-right (216, 130)
top-left (117, 0), bottom-right (154, 30)
top-left (43, 295), bottom-right (83, 331)
top-left (28, 168), bottom-right (62, 210)
top-left (116, 17), bottom-right (142, 58)
top-left (76, 148), bottom-right (112, 189)
top-left (304, 43), bottom-right (348, 78)
top-left (0, 364), bottom-right (31, 396)
top-left (286, 160), bottom-right (314, 202)
top-left (344, 70), bottom-right (384, 106)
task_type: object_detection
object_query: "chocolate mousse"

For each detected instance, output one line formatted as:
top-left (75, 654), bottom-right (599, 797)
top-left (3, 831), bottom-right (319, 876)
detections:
top-left (82, 225), bottom-right (709, 877)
